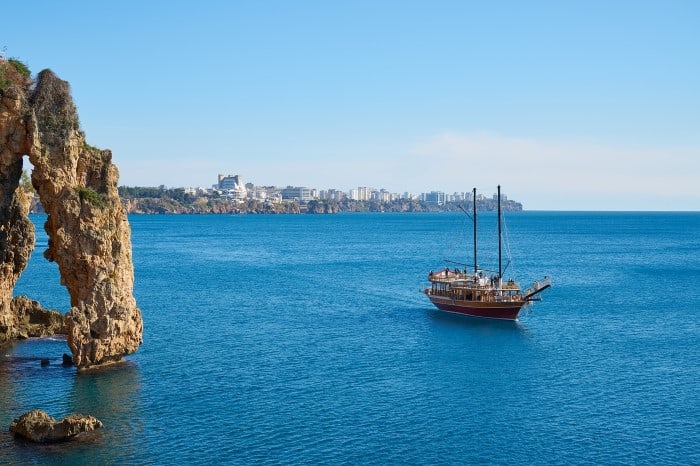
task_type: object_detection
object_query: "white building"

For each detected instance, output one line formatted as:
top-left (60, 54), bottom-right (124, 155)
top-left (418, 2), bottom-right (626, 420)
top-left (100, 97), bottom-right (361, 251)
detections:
top-left (281, 186), bottom-right (316, 202)
top-left (217, 174), bottom-right (247, 200)
top-left (422, 191), bottom-right (446, 205)
top-left (349, 187), bottom-right (372, 201)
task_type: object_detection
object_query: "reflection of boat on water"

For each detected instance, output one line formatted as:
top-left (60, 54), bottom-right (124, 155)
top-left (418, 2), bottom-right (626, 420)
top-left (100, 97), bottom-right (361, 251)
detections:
top-left (424, 186), bottom-right (551, 321)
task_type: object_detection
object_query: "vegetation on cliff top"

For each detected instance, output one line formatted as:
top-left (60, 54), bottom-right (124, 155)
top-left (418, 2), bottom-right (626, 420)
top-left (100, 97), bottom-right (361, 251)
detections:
top-left (0, 57), bottom-right (31, 91)
top-left (31, 69), bottom-right (81, 144)
top-left (8, 58), bottom-right (30, 79)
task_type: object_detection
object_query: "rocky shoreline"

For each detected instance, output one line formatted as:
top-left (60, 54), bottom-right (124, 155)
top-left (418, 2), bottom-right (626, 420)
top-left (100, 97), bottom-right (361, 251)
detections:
top-left (115, 196), bottom-right (524, 215)
top-left (116, 193), bottom-right (523, 215)
top-left (6, 296), bottom-right (66, 340)
top-left (30, 193), bottom-right (525, 215)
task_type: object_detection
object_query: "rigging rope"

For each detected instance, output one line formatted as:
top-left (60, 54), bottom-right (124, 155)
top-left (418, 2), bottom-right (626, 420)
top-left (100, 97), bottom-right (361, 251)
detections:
top-left (442, 211), bottom-right (472, 266)
top-left (501, 212), bottom-right (518, 279)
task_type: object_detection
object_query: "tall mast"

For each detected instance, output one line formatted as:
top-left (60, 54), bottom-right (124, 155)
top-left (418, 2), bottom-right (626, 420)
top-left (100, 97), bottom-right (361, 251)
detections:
top-left (497, 185), bottom-right (502, 279)
top-left (473, 187), bottom-right (477, 275)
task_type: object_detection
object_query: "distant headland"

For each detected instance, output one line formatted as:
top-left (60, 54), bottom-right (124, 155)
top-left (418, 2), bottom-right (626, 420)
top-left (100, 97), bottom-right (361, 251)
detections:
top-left (26, 177), bottom-right (524, 215)
top-left (114, 182), bottom-right (523, 214)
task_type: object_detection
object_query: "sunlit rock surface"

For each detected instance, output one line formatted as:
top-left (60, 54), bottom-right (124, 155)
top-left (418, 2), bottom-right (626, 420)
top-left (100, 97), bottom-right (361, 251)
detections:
top-left (10, 409), bottom-right (103, 443)
top-left (0, 61), bottom-right (142, 367)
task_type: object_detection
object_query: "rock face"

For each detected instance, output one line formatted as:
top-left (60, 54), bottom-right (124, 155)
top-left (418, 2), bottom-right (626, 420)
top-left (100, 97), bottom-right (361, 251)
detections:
top-left (0, 60), bottom-right (142, 367)
top-left (9, 409), bottom-right (103, 443)
top-left (0, 68), bottom-right (35, 344)
top-left (10, 295), bottom-right (66, 338)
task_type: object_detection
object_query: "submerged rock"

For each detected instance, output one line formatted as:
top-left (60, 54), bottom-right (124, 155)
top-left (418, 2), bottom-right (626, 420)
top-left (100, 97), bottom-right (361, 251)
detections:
top-left (62, 353), bottom-right (73, 366)
top-left (9, 409), bottom-right (103, 443)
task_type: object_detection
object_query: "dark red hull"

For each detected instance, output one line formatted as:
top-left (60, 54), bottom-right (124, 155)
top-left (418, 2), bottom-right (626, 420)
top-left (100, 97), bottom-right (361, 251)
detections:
top-left (427, 295), bottom-right (527, 320)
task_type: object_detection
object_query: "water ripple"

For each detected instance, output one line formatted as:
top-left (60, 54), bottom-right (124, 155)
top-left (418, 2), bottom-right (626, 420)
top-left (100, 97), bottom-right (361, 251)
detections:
top-left (1, 212), bottom-right (698, 464)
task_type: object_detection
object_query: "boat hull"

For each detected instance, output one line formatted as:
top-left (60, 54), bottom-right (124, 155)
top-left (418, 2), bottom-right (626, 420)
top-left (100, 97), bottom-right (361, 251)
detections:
top-left (427, 295), bottom-right (527, 320)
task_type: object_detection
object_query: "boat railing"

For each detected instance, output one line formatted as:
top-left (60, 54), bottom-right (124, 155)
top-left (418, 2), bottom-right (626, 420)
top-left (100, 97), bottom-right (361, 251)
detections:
top-left (428, 271), bottom-right (478, 283)
top-left (534, 276), bottom-right (552, 290)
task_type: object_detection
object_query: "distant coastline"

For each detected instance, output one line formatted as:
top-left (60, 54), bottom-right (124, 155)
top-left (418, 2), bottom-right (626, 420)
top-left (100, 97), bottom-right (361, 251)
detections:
top-left (30, 188), bottom-right (523, 215)
top-left (119, 187), bottom-right (523, 214)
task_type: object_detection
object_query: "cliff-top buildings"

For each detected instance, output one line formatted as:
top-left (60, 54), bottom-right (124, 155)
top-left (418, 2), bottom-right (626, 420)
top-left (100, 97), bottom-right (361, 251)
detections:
top-left (216, 174), bottom-right (248, 200)
top-left (210, 174), bottom-right (482, 206)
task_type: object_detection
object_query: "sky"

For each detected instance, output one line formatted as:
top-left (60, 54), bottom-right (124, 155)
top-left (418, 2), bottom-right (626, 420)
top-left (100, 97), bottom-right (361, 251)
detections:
top-left (3, 0), bottom-right (699, 210)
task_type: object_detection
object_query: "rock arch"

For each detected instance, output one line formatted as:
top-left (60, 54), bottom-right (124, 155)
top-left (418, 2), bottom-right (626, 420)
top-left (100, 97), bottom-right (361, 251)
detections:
top-left (0, 65), bottom-right (142, 368)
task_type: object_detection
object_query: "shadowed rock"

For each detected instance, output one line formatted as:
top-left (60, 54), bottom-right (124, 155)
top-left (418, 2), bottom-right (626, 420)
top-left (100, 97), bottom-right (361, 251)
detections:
top-left (0, 67), bottom-right (34, 345)
top-left (9, 409), bottom-right (103, 443)
top-left (10, 295), bottom-right (66, 338)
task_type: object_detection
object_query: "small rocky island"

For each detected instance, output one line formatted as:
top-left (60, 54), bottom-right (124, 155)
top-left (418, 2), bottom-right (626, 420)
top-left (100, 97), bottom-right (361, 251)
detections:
top-left (0, 58), bottom-right (143, 368)
top-left (10, 410), bottom-right (103, 443)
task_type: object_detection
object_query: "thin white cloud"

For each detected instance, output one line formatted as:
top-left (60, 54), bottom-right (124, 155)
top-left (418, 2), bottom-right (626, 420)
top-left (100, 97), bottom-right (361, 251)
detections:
top-left (408, 131), bottom-right (699, 210)
top-left (114, 130), bottom-right (698, 210)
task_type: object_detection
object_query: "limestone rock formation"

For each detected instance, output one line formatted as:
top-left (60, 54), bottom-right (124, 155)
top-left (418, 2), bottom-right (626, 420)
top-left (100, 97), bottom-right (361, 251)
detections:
top-left (9, 409), bottom-right (103, 443)
top-left (10, 295), bottom-right (66, 338)
top-left (0, 67), bottom-right (35, 345)
top-left (0, 59), bottom-right (142, 367)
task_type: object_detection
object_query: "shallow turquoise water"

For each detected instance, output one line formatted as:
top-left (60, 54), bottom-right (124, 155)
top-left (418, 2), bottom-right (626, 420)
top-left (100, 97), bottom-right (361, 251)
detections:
top-left (2, 212), bottom-right (699, 464)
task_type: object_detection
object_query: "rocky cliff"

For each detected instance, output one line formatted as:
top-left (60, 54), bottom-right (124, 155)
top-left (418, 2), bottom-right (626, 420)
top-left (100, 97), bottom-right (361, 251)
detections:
top-left (0, 60), bottom-right (142, 368)
top-left (0, 61), bottom-right (36, 344)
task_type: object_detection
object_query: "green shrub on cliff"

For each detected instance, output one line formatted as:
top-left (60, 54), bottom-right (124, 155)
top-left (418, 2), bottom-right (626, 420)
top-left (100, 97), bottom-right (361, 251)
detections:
top-left (0, 58), bottom-right (31, 90)
top-left (8, 58), bottom-right (30, 78)
top-left (0, 64), bottom-right (9, 90)
top-left (76, 186), bottom-right (106, 208)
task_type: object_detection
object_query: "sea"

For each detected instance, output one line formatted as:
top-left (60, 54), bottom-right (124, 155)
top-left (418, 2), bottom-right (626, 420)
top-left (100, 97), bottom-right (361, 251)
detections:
top-left (1, 212), bottom-right (698, 465)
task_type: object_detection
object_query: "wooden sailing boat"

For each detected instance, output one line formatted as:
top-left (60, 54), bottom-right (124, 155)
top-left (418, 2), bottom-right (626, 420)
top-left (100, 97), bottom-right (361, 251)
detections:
top-left (424, 186), bottom-right (551, 320)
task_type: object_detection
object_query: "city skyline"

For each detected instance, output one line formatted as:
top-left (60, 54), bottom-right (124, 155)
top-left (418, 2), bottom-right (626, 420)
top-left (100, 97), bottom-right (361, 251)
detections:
top-left (186, 172), bottom-right (512, 205)
top-left (3, 1), bottom-right (699, 211)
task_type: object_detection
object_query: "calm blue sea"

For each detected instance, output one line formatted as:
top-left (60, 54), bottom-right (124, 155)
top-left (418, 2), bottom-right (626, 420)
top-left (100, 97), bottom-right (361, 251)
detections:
top-left (1, 212), bottom-right (699, 464)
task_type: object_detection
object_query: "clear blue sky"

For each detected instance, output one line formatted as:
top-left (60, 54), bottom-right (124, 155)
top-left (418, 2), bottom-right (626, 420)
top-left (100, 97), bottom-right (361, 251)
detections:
top-left (3, 0), bottom-right (699, 210)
